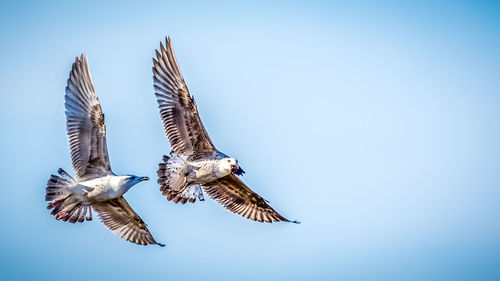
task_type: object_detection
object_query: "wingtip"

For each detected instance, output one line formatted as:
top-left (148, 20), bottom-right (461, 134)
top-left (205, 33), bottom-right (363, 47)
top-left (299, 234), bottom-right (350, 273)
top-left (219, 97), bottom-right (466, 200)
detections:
top-left (161, 36), bottom-right (173, 53)
top-left (289, 220), bottom-right (300, 224)
top-left (154, 49), bottom-right (162, 61)
top-left (160, 40), bottom-right (165, 53)
top-left (157, 242), bottom-right (166, 247)
top-left (73, 52), bottom-right (87, 65)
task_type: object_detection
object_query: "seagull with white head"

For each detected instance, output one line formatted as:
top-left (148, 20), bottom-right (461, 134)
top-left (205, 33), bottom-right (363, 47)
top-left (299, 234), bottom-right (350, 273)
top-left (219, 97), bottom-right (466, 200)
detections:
top-left (153, 37), bottom-right (298, 223)
top-left (45, 54), bottom-right (164, 246)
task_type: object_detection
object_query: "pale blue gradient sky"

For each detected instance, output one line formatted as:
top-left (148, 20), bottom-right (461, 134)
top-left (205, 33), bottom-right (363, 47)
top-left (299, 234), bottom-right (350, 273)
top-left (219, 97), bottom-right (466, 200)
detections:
top-left (1, 1), bottom-right (500, 280)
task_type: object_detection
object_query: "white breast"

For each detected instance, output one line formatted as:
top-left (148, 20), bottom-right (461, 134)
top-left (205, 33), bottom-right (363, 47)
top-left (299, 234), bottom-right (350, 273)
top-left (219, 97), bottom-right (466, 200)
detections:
top-left (190, 159), bottom-right (231, 184)
top-left (77, 175), bottom-right (127, 201)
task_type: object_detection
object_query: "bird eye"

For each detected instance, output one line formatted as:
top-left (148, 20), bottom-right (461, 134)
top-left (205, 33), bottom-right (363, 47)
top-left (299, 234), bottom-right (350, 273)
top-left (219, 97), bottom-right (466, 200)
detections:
top-left (227, 159), bottom-right (230, 163)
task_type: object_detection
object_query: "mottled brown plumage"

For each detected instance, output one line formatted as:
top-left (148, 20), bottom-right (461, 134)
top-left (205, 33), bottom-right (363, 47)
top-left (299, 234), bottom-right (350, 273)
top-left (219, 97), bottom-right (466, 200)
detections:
top-left (153, 37), bottom-right (297, 224)
top-left (203, 174), bottom-right (295, 223)
top-left (93, 197), bottom-right (163, 246)
top-left (153, 38), bottom-right (217, 160)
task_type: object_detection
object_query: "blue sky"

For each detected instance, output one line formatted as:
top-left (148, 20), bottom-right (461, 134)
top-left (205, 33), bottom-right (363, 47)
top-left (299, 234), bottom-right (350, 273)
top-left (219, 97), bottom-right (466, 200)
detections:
top-left (1, 0), bottom-right (500, 280)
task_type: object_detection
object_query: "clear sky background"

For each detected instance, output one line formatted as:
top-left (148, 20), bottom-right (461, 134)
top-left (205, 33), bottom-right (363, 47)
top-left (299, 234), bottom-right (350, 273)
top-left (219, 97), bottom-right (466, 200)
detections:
top-left (1, 0), bottom-right (499, 280)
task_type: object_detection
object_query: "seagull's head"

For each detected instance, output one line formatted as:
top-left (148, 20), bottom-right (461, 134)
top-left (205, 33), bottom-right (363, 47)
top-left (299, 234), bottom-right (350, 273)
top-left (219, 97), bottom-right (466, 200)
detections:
top-left (121, 175), bottom-right (150, 189)
top-left (221, 158), bottom-right (245, 176)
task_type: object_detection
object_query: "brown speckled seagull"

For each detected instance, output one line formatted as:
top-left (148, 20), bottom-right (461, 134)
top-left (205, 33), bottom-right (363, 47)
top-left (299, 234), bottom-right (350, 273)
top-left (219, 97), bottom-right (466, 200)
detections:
top-left (153, 37), bottom-right (298, 224)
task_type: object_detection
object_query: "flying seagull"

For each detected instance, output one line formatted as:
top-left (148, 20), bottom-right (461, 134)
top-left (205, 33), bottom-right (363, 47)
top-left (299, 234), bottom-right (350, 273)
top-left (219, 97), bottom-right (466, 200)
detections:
top-left (153, 37), bottom-right (298, 223)
top-left (45, 54), bottom-right (164, 246)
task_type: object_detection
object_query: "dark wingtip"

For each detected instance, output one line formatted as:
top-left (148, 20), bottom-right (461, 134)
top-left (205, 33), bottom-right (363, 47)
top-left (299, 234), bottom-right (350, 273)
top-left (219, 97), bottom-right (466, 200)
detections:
top-left (290, 220), bottom-right (301, 224)
top-left (157, 242), bottom-right (166, 247)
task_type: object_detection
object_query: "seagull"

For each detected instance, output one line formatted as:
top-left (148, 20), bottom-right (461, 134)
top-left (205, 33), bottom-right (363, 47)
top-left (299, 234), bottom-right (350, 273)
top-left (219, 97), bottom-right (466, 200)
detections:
top-left (153, 37), bottom-right (298, 223)
top-left (45, 54), bottom-right (164, 246)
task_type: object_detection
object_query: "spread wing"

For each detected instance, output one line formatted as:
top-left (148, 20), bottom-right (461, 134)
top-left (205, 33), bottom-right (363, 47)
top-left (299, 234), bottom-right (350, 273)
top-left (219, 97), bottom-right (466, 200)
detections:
top-left (92, 197), bottom-right (164, 246)
top-left (152, 37), bottom-right (217, 160)
top-left (202, 174), bottom-right (297, 223)
top-left (65, 54), bottom-right (112, 180)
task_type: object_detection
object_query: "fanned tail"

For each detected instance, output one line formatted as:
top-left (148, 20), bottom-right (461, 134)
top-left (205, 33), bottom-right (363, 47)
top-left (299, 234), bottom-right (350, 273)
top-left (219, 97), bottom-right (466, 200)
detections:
top-left (45, 168), bottom-right (93, 223)
top-left (157, 155), bottom-right (204, 204)
top-left (45, 168), bottom-right (74, 202)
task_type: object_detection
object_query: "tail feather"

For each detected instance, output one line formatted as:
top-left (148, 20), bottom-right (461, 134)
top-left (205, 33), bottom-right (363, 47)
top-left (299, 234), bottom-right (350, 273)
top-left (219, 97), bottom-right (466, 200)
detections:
top-left (157, 155), bottom-right (204, 204)
top-left (86, 207), bottom-right (93, 221)
top-left (54, 202), bottom-right (92, 223)
top-left (57, 168), bottom-right (74, 181)
top-left (68, 204), bottom-right (84, 223)
top-left (50, 202), bottom-right (64, 216)
top-left (56, 201), bottom-right (79, 221)
top-left (163, 154), bottom-right (170, 162)
top-left (170, 185), bottom-right (204, 204)
top-left (46, 168), bottom-right (92, 223)
top-left (45, 168), bottom-right (75, 202)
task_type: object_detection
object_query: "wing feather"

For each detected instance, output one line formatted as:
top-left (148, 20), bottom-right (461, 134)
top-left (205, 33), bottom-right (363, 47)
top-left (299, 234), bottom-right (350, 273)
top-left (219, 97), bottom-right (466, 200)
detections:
top-left (65, 54), bottom-right (112, 180)
top-left (202, 174), bottom-right (296, 223)
top-left (92, 197), bottom-right (164, 246)
top-left (152, 37), bottom-right (217, 159)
